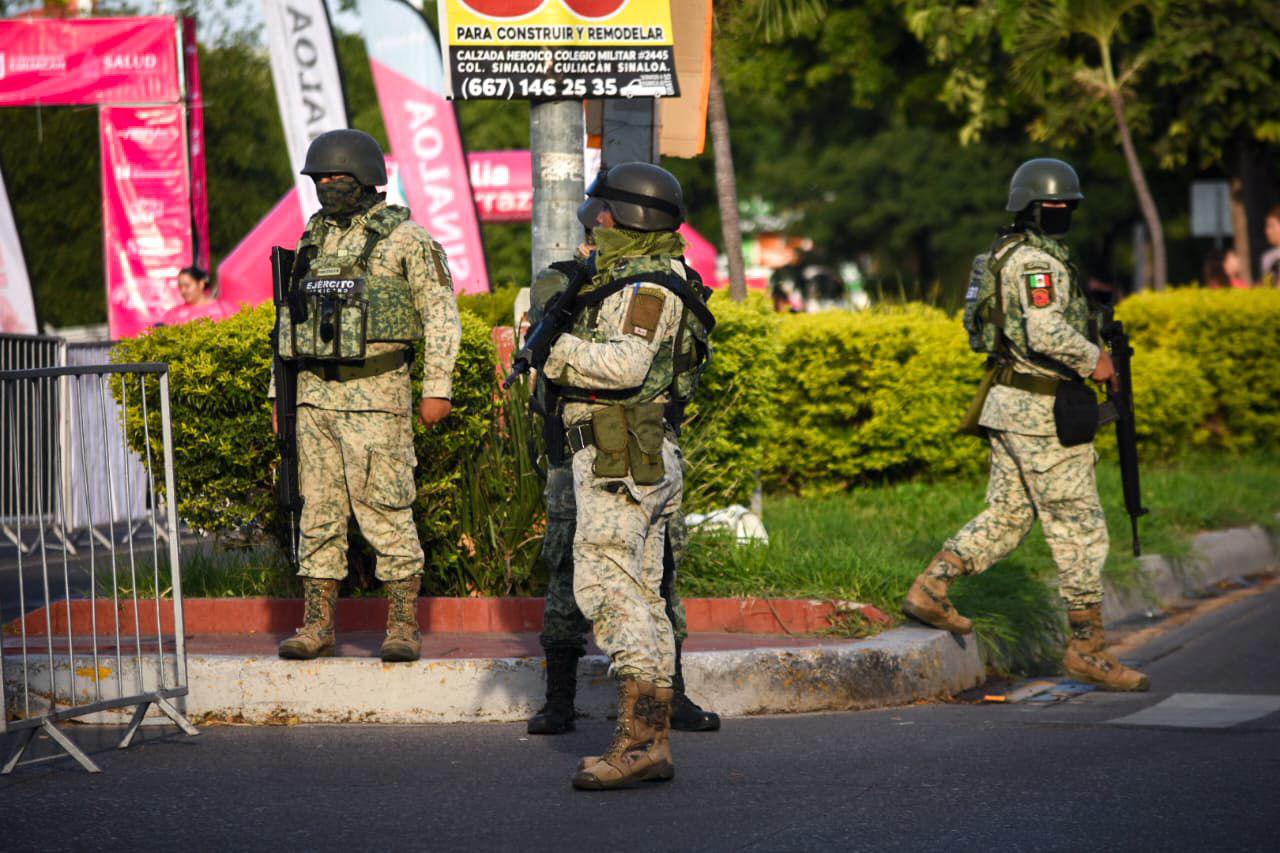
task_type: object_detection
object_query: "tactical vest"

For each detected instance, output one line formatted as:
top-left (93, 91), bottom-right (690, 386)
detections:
top-left (276, 205), bottom-right (422, 362)
top-left (965, 231), bottom-right (1094, 378)
top-left (554, 254), bottom-right (714, 409)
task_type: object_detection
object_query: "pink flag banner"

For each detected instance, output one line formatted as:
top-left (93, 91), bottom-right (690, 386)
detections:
top-left (0, 16), bottom-right (180, 107)
top-left (360, 0), bottom-right (490, 294)
top-left (469, 150), bottom-right (532, 223)
top-left (100, 105), bottom-right (194, 338)
top-left (182, 17), bottom-right (210, 273)
top-left (0, 161), bottom-right (36, 333)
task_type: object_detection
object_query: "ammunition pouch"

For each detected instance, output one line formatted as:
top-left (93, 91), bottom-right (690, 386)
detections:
top-left (566, 403), bottom-right (668, 485)
top-left (279, 276), bottom-right (369, 362)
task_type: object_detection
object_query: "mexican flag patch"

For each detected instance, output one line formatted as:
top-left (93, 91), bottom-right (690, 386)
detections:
top-left (1026, 272), bottom-right (1054, 307)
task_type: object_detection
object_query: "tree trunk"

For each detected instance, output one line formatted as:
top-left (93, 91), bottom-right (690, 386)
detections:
top-left (1108, 90), bottom-right (1166, 290)
top-left (1229, 174), bottom-right (1251, 286)
top-left (708, 53), bottom-right (748, 303)
top-left (1232, 133), bottom-right (1272, 283)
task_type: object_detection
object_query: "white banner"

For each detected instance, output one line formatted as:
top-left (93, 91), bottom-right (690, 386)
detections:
top-left (261, 0), bottom-right (349, 219)
top-left (0, 164), bottom-right (36, 334)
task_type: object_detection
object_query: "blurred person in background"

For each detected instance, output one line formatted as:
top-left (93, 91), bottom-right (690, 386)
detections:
top-left (159, 265), bottom-right (234, 325)
top-left (1260, 206), bottom-right (1280, 284)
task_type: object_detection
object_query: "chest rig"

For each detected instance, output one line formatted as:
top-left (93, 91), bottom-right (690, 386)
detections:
top-left (994, 234), bottom-right (1096, 380)
top-left (553, 253), bottom-right (715, 410)
top-left (275, 205), bottom-right (422, 362)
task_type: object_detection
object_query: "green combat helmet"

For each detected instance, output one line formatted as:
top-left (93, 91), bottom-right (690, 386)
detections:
top-left (1006, 157), bottom-right (1084, 212)
top-left (587, 162), bottom-right (684, 232)
top-left (302, 128), bottom-right (388, 186)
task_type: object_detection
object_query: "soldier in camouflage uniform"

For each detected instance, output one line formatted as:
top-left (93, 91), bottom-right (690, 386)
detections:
top-left (272, 129), bottom-right (461, 663)
top-left (540, 163), bottom-right (714, 789)
top-left (527, 201), bottom-right (720, 737)
top-left (902, 158), bottom-right (1148, 692)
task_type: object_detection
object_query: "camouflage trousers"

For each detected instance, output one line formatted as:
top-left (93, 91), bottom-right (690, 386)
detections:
top-left (569, 439), bottom-right (683, 686)
top-left (538, 464), bottom-right (689, 655)
top-left (296, 406), bottom-right (423, 582)
top-left (941, 430), bottom-right (1107, 608)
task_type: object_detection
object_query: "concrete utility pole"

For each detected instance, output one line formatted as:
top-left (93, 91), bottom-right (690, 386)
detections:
top-left (530, 101), bottom-right (585, 279)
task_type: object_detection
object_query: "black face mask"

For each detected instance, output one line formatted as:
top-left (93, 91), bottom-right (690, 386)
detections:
top-left (316, 175), bottom-right (375, 219)
top-left (1037, 204), bottom-right (1074, 238)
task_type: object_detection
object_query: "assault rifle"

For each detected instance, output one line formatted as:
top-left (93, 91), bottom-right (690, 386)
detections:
top-left (1099, 316), bottom-right (1148, 555)
top-left (503, 257), bottom-right (595, 390)
top-left (271, 246), bottom-right (304, 564)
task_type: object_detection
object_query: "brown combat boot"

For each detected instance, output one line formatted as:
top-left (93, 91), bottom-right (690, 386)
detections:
top-left (380, 576), bottom-right (422, 662)
top-left (278, 578), bottom-right (339, 659)
top-left (572, 679), bottom-right (675, 790)
top-left (1064, 607), bottom-right (1149, 692)
top-left (901, 551), bottom-right (973, 633)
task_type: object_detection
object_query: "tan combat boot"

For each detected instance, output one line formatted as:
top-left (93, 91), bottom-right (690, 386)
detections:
top-left (901, 551), bottom-right (973, 633)
top-left (572, 679), bottom-right (675, 790)
top-left (1064, 607), bottom-right (1149, 691)
top-left (380, 576), bottom-right (422, 662)
top-left (278, 578), bottom-right (339, 659)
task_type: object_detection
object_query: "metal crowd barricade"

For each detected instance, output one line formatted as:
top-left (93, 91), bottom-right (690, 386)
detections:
top-left (1, 362), bottom-right (198, 774)
top-left (0, 333), bottom-right (67, 554)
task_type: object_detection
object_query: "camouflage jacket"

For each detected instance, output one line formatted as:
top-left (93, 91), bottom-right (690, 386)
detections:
top-left (543, 228), bottom-right (686, 426)
top-left (980, 232), bottom-right (1100, 436)
top-left (271, 201), bottom-right (461, 414)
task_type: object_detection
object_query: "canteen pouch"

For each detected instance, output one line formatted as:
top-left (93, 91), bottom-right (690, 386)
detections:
top-left (626, 402), bottom-right (667, 486)
top-left (957, 366), bottom-right (997, 438)
top-left (1053, 379), bottom-right (1100, 447)
top-left (590, 405), bottom-right (631, 479)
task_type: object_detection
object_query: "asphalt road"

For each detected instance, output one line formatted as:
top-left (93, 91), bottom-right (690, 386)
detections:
top-left (3, 586), bottom-right (1278, 852)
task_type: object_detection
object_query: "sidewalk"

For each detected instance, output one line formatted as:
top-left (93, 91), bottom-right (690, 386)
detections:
top-left (4, 524), bottom-right (1276, 726)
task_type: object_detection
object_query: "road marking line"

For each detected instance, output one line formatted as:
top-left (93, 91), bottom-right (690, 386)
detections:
top-left (1109, 693), bottom-right (1280, 729)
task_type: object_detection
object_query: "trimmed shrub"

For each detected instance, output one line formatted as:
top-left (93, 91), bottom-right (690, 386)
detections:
top-left (1118, 289), bottom-right (1280, 449)
top-left (681, 294), bottom-right (780, 510)
top-left (113, 305), bottom-right (277, 533)
top-left (113, 304), bottom-right (499, 569)
top-left (766, 305), bottom-right (987, 493)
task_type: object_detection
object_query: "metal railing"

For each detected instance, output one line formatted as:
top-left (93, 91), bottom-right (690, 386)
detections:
top-left (1, 362), bottom-right (198, 774)
top-left (1, 335), bottom-right (161, 555)
top-left (0, 333), bottom-right (66, 553)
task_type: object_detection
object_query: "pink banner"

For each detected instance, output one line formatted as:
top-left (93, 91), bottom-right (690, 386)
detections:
top-left (0, 16), bottom-right (180, 107)
top-left (469, 150), bottom-right (532, 223)
top-left (182, 17), bottom-right (210, 273)
top-left (370, 60), bottom-right (489, 294)
top-left (101, 105), bottom-right (194, 338)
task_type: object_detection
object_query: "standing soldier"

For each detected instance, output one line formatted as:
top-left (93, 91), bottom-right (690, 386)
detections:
top-left (540, 163), bottom-right (715, 789)
top-left (902, 158), bottom-right (1149, 692)
top-left (527, 199), bottom-right (719, 737)
top-left (272, 129), bottom-right (461, 663)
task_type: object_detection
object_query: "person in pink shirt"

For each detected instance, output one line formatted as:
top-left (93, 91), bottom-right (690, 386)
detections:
top-left (158, 266), bottom-right (234, 326)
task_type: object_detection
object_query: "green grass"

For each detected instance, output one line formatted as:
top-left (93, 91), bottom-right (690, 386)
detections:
top-left (98, 544), bottom-right (299, 600)
top-left (680, 450), bottom-right (1280, 673)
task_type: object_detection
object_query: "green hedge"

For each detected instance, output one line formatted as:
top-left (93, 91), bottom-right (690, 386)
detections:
top-left (113, 305), bottom-right (498, 568)
top-left (681, 294), bottom-right (780, 510)
top-left (766, 304), bottom-right (986, 493)
top-left (1117, 289), bottom-right (1280, 450)
top-left (112, 288), bottom-right (1275, 594)
top-left (761, 289), bottom-right (1276, 493)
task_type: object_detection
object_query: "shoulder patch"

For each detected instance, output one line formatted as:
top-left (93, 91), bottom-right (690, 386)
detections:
top-left (623, 285), bottom-right (667, 340)
top-left (1025, 271), bottom-right (1054, 308)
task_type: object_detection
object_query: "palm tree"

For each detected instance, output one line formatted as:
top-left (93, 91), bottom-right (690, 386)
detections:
top-left (1013, 0), bottom-right (1168, 290)
top-left (709, 0), bottom-right (826, 303)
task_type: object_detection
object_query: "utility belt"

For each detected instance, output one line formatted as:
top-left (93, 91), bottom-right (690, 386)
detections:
top-left (993, 363), bottom-right (1100, 448)
top-left (300, 348), bottom-right (409, 382)
top-left (564, 402), bottom-right (668, 485)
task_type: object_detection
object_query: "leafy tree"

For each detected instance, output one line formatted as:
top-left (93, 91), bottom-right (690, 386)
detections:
top-left (1150, 0), bottom-right (1280, 281)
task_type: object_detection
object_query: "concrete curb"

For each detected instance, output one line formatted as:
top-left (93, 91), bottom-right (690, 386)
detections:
top-left (1103, 524), bottom-right (1279, 625)
top-left (6, 521), bottom-right (1273, 726)
top-left (4, 628), bottom-right (986, 725)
